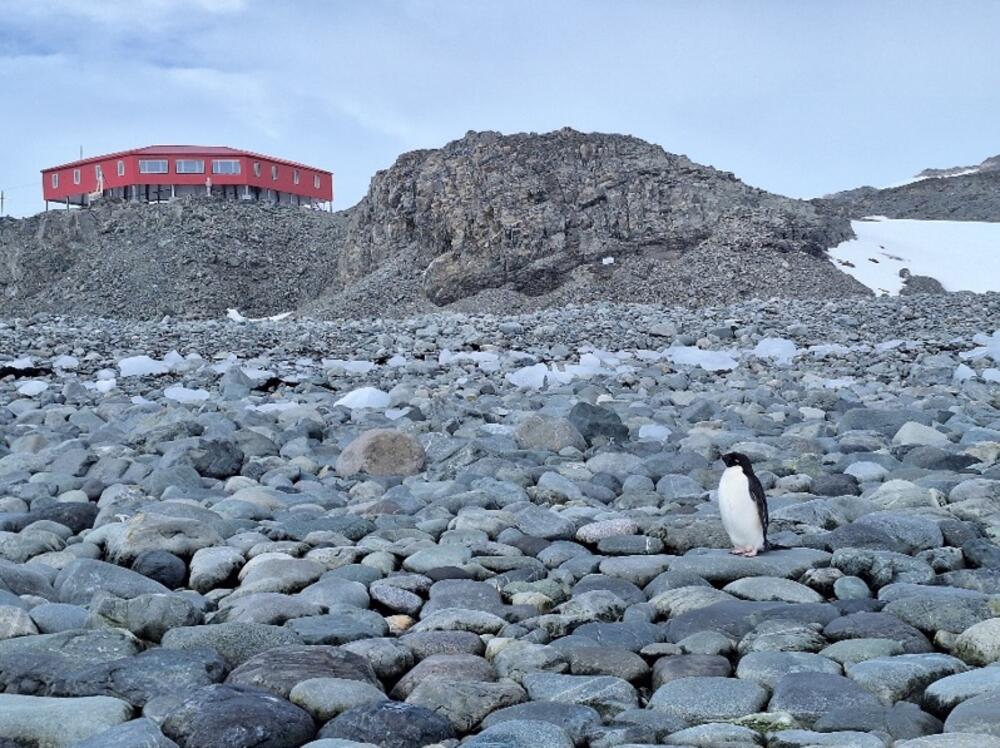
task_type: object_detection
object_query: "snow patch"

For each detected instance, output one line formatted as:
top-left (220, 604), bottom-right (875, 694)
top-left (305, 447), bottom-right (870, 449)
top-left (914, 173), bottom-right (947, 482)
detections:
top-left (506, 363), bottom-right (549, 389)
top-left (226, 309), bottom-right (293, 323)
top-left (663, 346), bottom-right (739, 372)
top-left (828, 218), bottom-right (1000, 295)
top-left (752, 338), bottom-right (798, 364)
top-left (118, 355), bottom-right (170, 377)
top-left (16, 381), bottom-right (48, 397)
top-left (164, 385), bottom-right (210, 403)
top-left (322, 359), bottom-right (377, 374)
top-left (961, 330), bottom-right (1000, 363)
top-left (335, 387), bottom-right (391, 409)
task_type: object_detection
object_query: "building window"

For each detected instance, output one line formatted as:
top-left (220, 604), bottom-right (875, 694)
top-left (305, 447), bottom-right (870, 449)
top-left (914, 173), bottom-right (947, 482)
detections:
top-left (176, 159), bottom-right (205, 174)
top-left (51, 173), bottom-right (59, 188)
top-left (271, 165), bottom-right (278, 180)
top-left (313, 174), bottom-right (321, 189)
top-left (117, 160), bottom-right (125, 176)
top-left (253, 162), bottom-right (261, 177)
top-left (95, 164), bottom-right (103, 180)
top-left (73, 169), bottom-right (81, 185)
top-left (212, 159), bottom-right (241, 175)
top-left (139, 159), bottom-right (168, 174)
top-left (293, 169), bottom-right (300, 185)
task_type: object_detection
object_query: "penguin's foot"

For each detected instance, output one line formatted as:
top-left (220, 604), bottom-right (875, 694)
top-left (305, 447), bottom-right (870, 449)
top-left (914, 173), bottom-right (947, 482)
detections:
top-left (730, 546), bottom-right (756, 556)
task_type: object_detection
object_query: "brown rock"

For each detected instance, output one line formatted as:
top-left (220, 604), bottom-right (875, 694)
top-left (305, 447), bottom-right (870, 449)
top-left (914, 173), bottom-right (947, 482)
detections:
top-left (336, 429), bottom-right (426, 477)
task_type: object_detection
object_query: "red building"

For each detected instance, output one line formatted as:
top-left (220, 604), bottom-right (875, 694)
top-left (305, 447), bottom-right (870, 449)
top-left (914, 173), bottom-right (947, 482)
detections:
top-left (41, 145), bottom-right (334, 208)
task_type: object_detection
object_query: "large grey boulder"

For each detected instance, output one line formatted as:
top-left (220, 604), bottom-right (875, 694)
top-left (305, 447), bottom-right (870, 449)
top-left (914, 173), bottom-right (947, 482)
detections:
top-left (0, 693), bottom-right (133, 747)
top-left (647, 675), bottom-right (768, 724)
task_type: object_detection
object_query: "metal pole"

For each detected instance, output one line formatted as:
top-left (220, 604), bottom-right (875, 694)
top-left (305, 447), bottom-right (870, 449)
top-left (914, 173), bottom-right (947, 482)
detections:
top-left (0, 190), bottom-right (4, 215)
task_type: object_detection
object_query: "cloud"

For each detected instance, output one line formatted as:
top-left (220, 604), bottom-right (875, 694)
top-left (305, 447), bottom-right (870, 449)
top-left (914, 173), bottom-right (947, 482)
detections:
top-left (1, 1), bottom-right (998, 218)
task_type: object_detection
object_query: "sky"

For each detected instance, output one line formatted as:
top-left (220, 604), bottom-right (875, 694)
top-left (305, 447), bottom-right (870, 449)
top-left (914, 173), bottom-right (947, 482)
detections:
top-left (1, 0), bottom-right (999, 217)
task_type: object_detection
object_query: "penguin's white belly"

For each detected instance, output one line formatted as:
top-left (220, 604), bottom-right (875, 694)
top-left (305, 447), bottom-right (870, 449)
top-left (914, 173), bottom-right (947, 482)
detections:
top-left (718, 467), bottom-right (764, 548)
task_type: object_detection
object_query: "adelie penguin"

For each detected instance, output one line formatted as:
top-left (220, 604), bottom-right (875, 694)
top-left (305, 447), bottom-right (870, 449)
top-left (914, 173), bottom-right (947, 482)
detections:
top-left (718, 452), bottom-right (771, 556)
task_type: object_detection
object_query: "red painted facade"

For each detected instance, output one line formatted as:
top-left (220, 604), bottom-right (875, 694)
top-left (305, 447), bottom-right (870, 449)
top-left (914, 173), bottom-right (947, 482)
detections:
top-left (41, 145), bottom-right (334, 205)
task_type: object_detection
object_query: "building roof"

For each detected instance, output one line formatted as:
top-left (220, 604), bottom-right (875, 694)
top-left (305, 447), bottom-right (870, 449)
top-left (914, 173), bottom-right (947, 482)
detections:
top-left (42, 145), bottom-right (332, 174)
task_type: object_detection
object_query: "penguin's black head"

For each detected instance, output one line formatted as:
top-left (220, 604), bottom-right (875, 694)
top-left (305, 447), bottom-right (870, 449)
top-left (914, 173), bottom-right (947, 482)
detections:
top-left (721, 452), bottom-right (752, 470)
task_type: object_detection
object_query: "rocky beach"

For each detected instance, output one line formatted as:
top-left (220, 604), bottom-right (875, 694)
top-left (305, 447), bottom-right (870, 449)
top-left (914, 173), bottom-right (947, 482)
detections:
top-left (0, 293), bottom-right (998, 746)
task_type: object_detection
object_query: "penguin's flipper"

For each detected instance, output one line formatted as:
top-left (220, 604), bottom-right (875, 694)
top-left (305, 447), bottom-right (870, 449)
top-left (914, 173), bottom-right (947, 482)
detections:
top-left (748, 472), bottom-right (769, 543)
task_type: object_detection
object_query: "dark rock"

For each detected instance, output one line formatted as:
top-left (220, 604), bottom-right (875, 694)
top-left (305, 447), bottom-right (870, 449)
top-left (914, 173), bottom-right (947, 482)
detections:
top-left (567, 403), bottom-right (629, 445)
top-left (161, 684), bottom-right (316, 748)
top-left (225, 645), bottom-right (378, 697)
top-left (54, 647), bottom-right (226, 706)
top-left (318, 700), bottom-right (457, 748)
top-left (768, 672), bottom-right (881, 726)
top-left (131, 551), bottom-right (188, 589)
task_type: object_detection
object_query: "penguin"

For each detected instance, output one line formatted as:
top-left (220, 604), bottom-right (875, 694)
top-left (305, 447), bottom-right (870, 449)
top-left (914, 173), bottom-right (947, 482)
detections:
top-left (718, 451), bottom-right (770, 556)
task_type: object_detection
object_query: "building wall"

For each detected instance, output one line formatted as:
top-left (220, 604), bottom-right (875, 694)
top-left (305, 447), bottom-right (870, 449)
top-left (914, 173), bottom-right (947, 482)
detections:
top-left (41, 150), bottom-right (334, 204)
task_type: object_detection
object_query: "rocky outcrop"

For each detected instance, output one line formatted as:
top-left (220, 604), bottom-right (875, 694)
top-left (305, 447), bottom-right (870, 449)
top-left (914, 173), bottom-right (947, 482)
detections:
top-left (327, 128), bottom-right (858, 310)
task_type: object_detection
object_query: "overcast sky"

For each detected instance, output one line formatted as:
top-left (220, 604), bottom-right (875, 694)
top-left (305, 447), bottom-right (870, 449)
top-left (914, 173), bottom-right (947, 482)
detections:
top-left (1, 0), bottom-right (998, 217)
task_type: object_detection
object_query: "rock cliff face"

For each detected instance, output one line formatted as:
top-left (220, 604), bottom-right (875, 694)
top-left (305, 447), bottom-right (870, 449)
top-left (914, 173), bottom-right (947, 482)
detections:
top-left (334, 128), bottom-right (855, 307)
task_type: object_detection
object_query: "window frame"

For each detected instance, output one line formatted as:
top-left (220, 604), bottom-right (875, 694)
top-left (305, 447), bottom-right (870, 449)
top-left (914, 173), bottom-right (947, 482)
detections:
top-left (117, 160), bottom-right (125, 177)
top-left (313, 174), bottom-right (321, 189)
top-left (73, 168), bottom-right (81, 185)
top-left (211, 159), bottom-right (241, 175)
top-left (253, 162), bottom-right (261, 177)
top-left (271, 164), bottom-right (278, 181)
top-left (95, 164), bottom-right (103, 180)
top-left (293, 169), bottom-right (300, 185)
top-left (175, 159), bottom-right (205, 174)
top-left (51, 173), bottom-right (59, 188)
top-left (138, 159), bottom-right (169, 174)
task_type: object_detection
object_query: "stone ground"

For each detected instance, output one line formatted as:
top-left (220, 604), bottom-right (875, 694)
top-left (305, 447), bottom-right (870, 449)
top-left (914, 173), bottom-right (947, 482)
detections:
top-left (0, 293), bottom-right (998, 747)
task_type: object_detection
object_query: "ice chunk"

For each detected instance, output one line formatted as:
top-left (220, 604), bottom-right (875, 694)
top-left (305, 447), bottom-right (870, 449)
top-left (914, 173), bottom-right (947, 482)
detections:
top-left (335, 386), bottom-right (391, 409)
top-left (954, 364), bottom-right (976, 382)
top-left (807, 343), bottom-right (852, 358)
top-left (546, 366), bottom-right (575, 385)
top-left (162, 350), bottom-right (185, 367)
top-left (387, 355), bottom-right (407, 368)
top-left (322, 359), bottom-right (376, 374)
top-left (9, 356), bottom-right (34, 369)
top-left (385, 407), bottom-right (410, 421)
top-left (961, 330), bottom-right (1000, 363)
top-left (53, 355), bottom-right (79, 370)
top-left (752, 337), bottom-right (798, 364)
top-left (95, 378), bottom-right (116, 394)
top-left (984, 368), bottom-right (1000, 383)
top-left (239, 366), bottom-right (274, 381)
top-left (16, 380), bottom-right (48, 397)
top-left (638, 424), bottom-right (672, 441)
top-left (602, 256), bottom-right (615, 265)
top-left (118, 355), bottom-right (170, 377)
top-left (252, 401), bottom-right (298, 413)
top-left (164, 385), bottom-right (210, 403)
top-left (875, 339), bottom-right (905, 352)
top-left (506, 363), bottom-right (549, 389)
top-left (226, 309), bottom-right (248, 322)
top-left (664, 346), bottom-right (739, 372)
